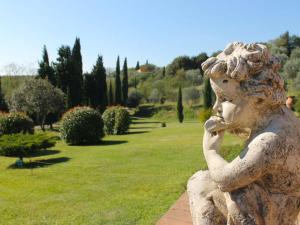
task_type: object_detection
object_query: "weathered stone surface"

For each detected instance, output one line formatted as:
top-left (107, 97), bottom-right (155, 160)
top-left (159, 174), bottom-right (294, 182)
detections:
top-left (187, 42), bottom-right (300, 225)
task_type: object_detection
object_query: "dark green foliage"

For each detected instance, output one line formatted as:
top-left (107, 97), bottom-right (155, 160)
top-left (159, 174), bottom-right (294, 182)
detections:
top-left (91, 56), bottom-right (107, 111)
top-left (108, 80), bottom-right (114, 106)
top-left (115, 56), bottom-right (122, 104)
top-left (60, 106), bottom-right (104, 145)
top-left (203, 78), bottom-right (214, 109)
top-left (102, 107), bottom-right (130, 135)
top-left (122, 58), bottom-right (128, 105)
top-left (0, 112), bottom-right (34, 135)
top-left (83, 73), bottom-right (95, 106)
top-left (0, 133), bottom-right (56, 161)
top-left (102, 108), bottom-right (115, 135)
top-left (274, 31), bottom-right (291, 56)
top-left (211, 50), bottom-right (222, 57)
top-left (162, 67), bottom-right (166, 77)
top-left (37, 45), bottom-right (56, 86)
top-left (127, 92), bottom-right (142, 108)
top-left (135, 61), bottom-right (140, 70)
top-left (71, 37), bottom-right (84, 106)
top-left (177, 86), bottom-right (184, 123)
top-left (54, 46), bottom-right (73, 93)
top-left (114, 107), bottom-right (130, 134)
top-left (166, 53), bottom-right (208, 76)
top-left (0, 77), bottom-right (7, 111)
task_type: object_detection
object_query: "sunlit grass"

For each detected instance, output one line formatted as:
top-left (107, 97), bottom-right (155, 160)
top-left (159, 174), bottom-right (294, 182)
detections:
top-left (0, 117), bottom-right (242, 225)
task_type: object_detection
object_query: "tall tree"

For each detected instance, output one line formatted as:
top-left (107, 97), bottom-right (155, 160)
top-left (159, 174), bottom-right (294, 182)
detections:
top-left (115, 56), bottom-right (122, 104)
top-left (83, 73), bottom-right (96, 106)
top-left (122, 57), bottom-right (128, 105)
top-left (37, 45), bottom-right (56, 86)
top-left (54, 45), bottom-right (72, 94)
top-left (91, 56), bottom-right (107, 111)
top-left (274, 31), bottom-right (291, 56)
top-left (9, 79), bottom-right (65, 131)
top-left (0, 77), bottom-right (7, 111)
top-left (203, 78), bottom-right (213, 109)
top-left (177, 86), bottom-right (184, 123)
top-left (108, 80), bottom-right (113, 106)
top-left (162, 66), bottom-right (166, 77)
top-left (135, 61), bottom-right (140, 70)
top-left (71, 37), bottom-right (83, 106)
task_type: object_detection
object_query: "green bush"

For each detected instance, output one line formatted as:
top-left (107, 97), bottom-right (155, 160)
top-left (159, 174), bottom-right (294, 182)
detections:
top-left (0, 133), bottom-right (56, 161)
top-left (102, 108), bottom-right (116, 135)
top-left (60, 106), bottom-right (104, 145)
top-left (102, 107), bottom-right (130, 135)
top-left (0, 112), bottom-right (34, 135)
top-left (199, 108), bottom-right (212, 123)
top-left (114, 107), bottom-right (131, 134)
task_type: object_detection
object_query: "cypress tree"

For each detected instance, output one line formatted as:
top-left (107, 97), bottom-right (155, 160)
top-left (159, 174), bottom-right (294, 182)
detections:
top-left (54, 45), bottom-right (72, 94)
top-left (108, 80), bottom-right (113, 106)
top-left (71, 37), bottom-right (83, 106)
top-left (203, 78), bottom-right (213, 109)
top-left (37, 45), bottom-right (56, 86)
top-left (177, 86), bottom-right (184, 123)
top-left (115, 56), bottom-right (122, 105)
top-left (122, 57), bottom-right (128, 105)
top-left (83, 73), bottom-right (95, 106)
top-left (162, 67), bottom-right (166, 77)
top-left (91, 56), bottom-right (107, 111)
top-left (0, 77), bottom-right (7, 111)
top-left (135, 61), bottom-right (140, 70)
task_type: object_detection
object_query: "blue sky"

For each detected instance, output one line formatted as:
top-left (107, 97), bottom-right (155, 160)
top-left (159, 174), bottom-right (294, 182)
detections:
top-left (0, 0), bottom-right (300, 73)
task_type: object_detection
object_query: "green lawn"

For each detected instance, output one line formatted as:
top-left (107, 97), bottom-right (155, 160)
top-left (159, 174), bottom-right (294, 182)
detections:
top-left (0, 117), bottom-right (242, 225)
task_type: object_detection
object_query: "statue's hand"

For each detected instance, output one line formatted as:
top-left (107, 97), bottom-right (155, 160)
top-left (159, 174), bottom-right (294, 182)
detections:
top-left (204, 116), bottom-right (228, 133)
top-left (203, 117), bottom-right (225, 152)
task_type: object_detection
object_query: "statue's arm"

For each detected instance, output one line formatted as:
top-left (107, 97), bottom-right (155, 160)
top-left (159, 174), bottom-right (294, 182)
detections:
top-left (204, 131), bottom-right (282, 192)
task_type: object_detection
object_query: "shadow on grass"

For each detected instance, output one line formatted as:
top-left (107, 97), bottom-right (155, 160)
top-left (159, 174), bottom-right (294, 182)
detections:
top-left (100, 140), bottom-right (128, 145)
top-left (4, 149), bottom-right (61, 159)
top-left (8, 157), bottom-right (71, 169)
top-left (129, 126), bottom-right (158, 129)
top-left (30, 149), bottom-right (60, 157)
top-left (126, 131), bottom-right (149, 135)
top-left (131, 121), bottom-right (161, 124)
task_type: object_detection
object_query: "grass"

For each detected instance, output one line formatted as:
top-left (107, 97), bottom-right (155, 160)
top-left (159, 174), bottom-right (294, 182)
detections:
top-left (0, 117), bottom-right (243, 225)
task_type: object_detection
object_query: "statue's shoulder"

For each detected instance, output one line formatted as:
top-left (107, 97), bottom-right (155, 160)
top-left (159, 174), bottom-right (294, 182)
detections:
top-left (248, 130), bottom-right (284, 152)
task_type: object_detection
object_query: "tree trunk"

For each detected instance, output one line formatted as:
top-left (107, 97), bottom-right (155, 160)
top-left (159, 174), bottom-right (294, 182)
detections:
top-left (41, 115), bottom-right (46, 131)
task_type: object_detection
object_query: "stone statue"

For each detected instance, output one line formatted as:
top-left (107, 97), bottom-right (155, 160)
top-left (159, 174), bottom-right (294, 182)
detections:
top-left (187, 42), bottom-right (300, 225)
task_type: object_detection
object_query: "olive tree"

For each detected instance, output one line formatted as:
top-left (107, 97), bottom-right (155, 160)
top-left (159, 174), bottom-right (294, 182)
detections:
top-left (9, 78), bottom-right (65, 130)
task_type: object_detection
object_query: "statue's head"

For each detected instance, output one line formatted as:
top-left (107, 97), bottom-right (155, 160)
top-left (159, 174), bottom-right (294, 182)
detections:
top-left (202, 42), bottom-right (286, 131)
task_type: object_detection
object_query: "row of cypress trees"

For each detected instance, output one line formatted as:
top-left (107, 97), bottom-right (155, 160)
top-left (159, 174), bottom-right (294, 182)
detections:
top-left (37, 38), bottom-right (129, 112)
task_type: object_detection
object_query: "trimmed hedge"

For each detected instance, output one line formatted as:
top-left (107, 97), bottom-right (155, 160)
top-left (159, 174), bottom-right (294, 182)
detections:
top-left (60, 106), bottom-right (104, 145)
top-left (0, 133), bottom-right (56, 160)
top-left (102, 107), bottom-right (130, 135)
top-left (0, 112), bottom-right (34, 135)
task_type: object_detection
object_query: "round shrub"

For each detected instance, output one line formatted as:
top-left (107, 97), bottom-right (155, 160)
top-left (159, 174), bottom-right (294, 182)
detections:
top-left (102, 107), bottom-right (130, 135)
top-left (102, 108), bottom-right (116, 135)
top-left (0, 133), bottom-right (56, 161)
top-left (60, 106), bottom-right (104, 145)
top-left (0, 112), bottom-right (34, 135)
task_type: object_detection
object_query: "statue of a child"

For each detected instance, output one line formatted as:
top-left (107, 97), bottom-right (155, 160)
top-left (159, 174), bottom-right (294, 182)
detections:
top-left (188, 42), bottom-right (300, 225)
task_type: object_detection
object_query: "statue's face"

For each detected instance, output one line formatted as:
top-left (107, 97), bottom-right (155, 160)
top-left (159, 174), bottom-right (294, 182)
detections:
top-left (210, 77), bottom-right (254, 130)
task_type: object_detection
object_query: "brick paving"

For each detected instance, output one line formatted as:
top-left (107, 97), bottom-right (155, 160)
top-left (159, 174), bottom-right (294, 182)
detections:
top-left (156, 191), bottom-right (300, 225)
top-left (156, 192), bottom-right (193, 225)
